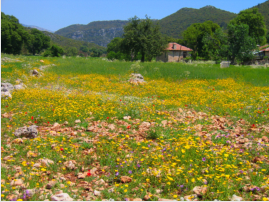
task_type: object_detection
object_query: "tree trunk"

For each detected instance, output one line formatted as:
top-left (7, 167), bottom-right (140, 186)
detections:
top-left (141, 52), bottom-right (145, 62)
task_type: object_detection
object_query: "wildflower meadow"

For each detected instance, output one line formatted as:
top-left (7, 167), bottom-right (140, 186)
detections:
top-left (1, 54), bottom-right (269, 201)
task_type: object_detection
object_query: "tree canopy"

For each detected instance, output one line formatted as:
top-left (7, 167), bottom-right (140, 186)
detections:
top-left (26, 28), bottom-right (50, 55)
top-left (227, 23), bottom-right (256, 64)
top-left (121, 16), bottom-right (166, 62)
top-left (1, 12), bottom-right (29, 54)
top-left (183, 21), bottom-right (220, 59)
top-left (230, 8), bottom-right (267, 45)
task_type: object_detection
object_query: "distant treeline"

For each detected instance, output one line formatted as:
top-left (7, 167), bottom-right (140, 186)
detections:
top-left (1, 12), bottom-right (106, 57)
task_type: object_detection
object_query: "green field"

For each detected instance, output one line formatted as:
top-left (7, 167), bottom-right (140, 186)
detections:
top-left (1, 54), bottom-right (269, 201)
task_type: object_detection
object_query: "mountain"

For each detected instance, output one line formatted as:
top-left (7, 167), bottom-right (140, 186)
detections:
top-left (158, 6), bottom-right (237, 38)
top-left (54, 6), bottom-right (236, 46)
top-left (252, 0), bottom-right (269, 29)
top-left (41, 31), bottom-right (106, 52)
top-left (54, 1), bottom-right (268, 47)
top-left (55, 20), bottom-right (128, 47)
top-left (22, 24), bottom-right (53, 33)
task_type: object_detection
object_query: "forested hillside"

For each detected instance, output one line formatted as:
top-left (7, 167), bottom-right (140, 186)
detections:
top-left (42, 31), bottom-right (106, 52)
top-left (252, 0), bottom-right (269, 29)
top-left (55, 21), bottom-right (128, 47)
top-left (158, 6), bottom-right (237, 38)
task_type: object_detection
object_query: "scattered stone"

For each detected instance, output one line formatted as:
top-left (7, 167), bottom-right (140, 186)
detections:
top-left (27, 151), bottom-right (39, 158)
top-left (1, 91), bottom-right (12, 99)
top-left (93, 190), bottom-right (101, 196)
top-left (33, 163), bottom-right (41, 168)
top-left (108, 188), bottom-right (114, 193)
top-left (220, 61), bottom-right (230, 68)
top-left (75, 119), bottom-right (81, 124)
top-left (133, 198), bottom-right (143, 201)
top-left (14, 83), bottom-right (26, 90)
top-left (39, 158), bottom-right (54, 166)
top-left (123, 116), bottom-right (131, 120)
top-left (24, 189), bottom-right (37, 197)
top-left (12, 138), bottom-right (23, 144)
top-left (156, 189), bottom-right (163, 194)
top-left (1, 82), bottom-right (14, 92)
top-left (50, 193), bottom-right (74, 201)
top-left (14, 125), bottom-right (38, 139)
top-left (46, 180), bottom-right (57, 189)
top-left (64, 160), bottom-right (77, 170)
top-left (192, 186), bottom-right (208, 196)
top-left (184, 194), bottom-right (198, 201)
top-left (231, 194), bottom-right (243, 201)
top-left (108, 124), bottom-right (116, 130)
top-left (31, 69), bottom-right (40, 76)
top-left (120, 176), bottom-right (132, 183)
top-left (10, 179), bottom-right (24, 186)
top-left (129, 73), bottom-right (146, 85)
top-left (77, 172), bottom-right (87, 179)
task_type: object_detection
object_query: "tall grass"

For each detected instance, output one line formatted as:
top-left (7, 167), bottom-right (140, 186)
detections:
top-left (48, 57), bottom-right (269, 86)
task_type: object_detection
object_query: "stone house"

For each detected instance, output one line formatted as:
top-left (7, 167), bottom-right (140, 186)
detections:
top-left (156, 42), bottom-right (193, 62)
top-left (255, 44), bottom-right (269, 59)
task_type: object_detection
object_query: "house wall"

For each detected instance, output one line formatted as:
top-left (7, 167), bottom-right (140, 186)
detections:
top-left (156, 51), bottom-right (191, 62)
top-left (156, 52), bottom-right (168, 62)
top-left (265, 52), bottom-right (269, 57)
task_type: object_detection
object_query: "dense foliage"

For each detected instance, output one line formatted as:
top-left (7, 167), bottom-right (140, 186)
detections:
top-left (227, 24), bottom-right (257, 64)
top-left (230, 8), bottom-right (267, 45)
top-left (107, 16), bottom-right (166, 62)
top-left (42, 31), bottom-right (106, 56)
top-left (158, 6), bottom-right (237, 38)
top-left (1, 12), bottom-right (30, 54)
top-left (183, 21), bottom-right (220, 60)
top-left (1, 12), bottom-right (51, 55)
top-left (253, 0), bottom-right (269, 32)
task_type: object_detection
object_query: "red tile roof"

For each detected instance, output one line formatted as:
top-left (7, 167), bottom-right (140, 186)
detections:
top-left (165, 43), bottom-right (193, 51)
top-left (259, 44), bottom-right (269, 52)
top-left (260, 48), bottom-right (269, 52)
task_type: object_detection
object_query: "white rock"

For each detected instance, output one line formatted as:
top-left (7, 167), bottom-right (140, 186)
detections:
top-left (50, 193), bottom-right (73, 201)
top-left (94, 190), bottom-right (101, 196)
top-left (75, 119), bottom-right (81, 123)
top-left (231, 194), bottom-right (243, 201)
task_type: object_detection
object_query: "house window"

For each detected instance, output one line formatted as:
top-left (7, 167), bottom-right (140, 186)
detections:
top-left (183, 51), bottom-right (187, 58)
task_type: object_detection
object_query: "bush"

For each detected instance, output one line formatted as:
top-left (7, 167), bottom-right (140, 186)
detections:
top-left (43, 49), bottom-right (51, 57)
top-left (49, 45), bottom-right (64, 57)
top-left (147, 129), bottom-right (159, 140)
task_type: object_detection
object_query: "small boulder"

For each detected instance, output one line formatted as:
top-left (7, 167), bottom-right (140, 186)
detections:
top-left (14, 125), bottom-right (38, 139)
top-left (129, 73), bottom-right (146, 85)
top-left (231, 194), bottom-right (243, 201)
top-left (1, 91), bottom-right (12, 99)
top-left (46, 180), bottom-right (57, 189)
top-left (1, 82), bottom-right (14, 92)
top-left (50, 193), bottom-right (73, 201)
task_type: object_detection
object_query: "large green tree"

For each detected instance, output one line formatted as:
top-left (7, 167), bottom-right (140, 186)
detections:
top-left (230, 8), bottom-right (267, 45)
top-left (227, 23), bottom-right (256, 64)
top-left (26, 28), bottom-right (50, 55)
top-left (121, 16), bottom-right (166, 62)
top-left (183, 21), bottom-right (220, 60)
top-left (1, 12), bottom-right (29, 54)
top-left (202, 28), bottom-right (229, 61)
top-left (107, 37), bottom-right (123, 53)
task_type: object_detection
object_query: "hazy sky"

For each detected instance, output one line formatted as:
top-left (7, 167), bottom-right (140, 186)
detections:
top-left (1, 0), bottom-right (267, 32)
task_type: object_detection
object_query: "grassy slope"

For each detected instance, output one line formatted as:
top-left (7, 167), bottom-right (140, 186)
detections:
top-left (158, 6), bottom-right (237, 38)
top-left (1, 55), bottom-right (269, 201)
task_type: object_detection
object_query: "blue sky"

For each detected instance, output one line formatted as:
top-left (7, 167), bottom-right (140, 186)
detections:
top-left (1, 0), bottom-right (266, 32)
